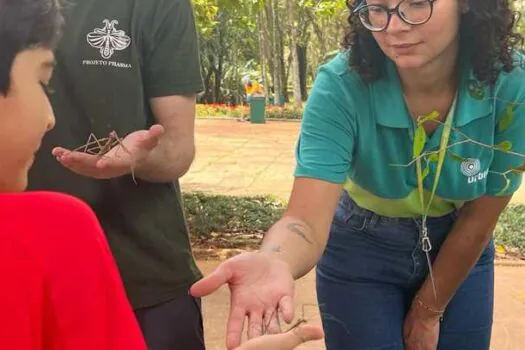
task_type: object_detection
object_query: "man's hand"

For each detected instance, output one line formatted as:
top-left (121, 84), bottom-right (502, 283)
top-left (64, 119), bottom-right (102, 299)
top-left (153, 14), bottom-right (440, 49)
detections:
top-left (234, 324), bottom-right (324, 350)
top-left (52, 125), bottom-right (164, 180)
top-left (190, 252), bottom-right (296, 350)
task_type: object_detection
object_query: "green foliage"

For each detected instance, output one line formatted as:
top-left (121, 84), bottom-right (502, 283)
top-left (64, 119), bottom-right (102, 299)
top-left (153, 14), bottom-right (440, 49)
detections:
top-left (191, 0), bottom-right (348, 103)
top-left (514, 1), bottom-right (525, 38)
top-left (183, 192), bottom-right (285, 237)
top-left (196, 103), bottom-right (304, 119)
top-left (413, 125), bottom-right (427, 159)
top-left (494, 204), bottom-right (525, 252)
top-left (182, 191), bottom-right (524, 252)
top-left (498, 103), bottom-right (515, 132)
top-left (192, 0), bottom-right (219, 39)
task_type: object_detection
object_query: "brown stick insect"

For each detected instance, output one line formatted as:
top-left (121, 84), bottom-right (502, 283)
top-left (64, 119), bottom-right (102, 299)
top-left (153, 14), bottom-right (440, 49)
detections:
top-left (261, 303), bottom-right (347, 339)
top-left (261, 303), bottom-right (311, 336)
top-left (72, 130), bottom-right (137, 184)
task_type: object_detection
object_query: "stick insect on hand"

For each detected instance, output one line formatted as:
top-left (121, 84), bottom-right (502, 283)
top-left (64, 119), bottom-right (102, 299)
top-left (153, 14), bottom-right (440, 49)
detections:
top-left (52, 125), bottom-right (164, 183)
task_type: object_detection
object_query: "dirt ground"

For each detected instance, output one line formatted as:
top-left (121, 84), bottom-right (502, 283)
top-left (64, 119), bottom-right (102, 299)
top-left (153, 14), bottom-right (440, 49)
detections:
top-left (197, 260), bottom-right (525, 350)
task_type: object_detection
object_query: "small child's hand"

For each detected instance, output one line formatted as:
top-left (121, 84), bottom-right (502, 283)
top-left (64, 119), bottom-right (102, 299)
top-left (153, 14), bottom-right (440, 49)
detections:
top-left (234, 324), bottom-right (324, 350)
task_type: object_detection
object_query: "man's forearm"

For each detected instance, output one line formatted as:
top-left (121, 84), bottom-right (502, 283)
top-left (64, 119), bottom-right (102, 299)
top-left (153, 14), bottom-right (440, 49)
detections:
top-left (260, 215), bottom-right (328, 280)
top-left (134, 135), bottom-right (195, 183)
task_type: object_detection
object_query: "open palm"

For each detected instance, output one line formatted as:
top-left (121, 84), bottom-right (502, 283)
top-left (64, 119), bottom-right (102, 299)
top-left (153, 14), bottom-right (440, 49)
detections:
top-left (52, 125), bottom-right (164, 180)
top-left (190, 252), bottom-right (295, 349)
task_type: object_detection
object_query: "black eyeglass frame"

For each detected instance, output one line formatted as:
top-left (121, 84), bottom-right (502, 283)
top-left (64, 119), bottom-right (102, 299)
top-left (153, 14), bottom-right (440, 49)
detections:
top-left (352, 0), bottom-right (437, 32)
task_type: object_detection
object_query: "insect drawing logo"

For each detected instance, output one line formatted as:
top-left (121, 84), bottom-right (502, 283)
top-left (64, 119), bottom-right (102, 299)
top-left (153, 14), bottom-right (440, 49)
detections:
top-left (87, 20), bottom-right (131, 60)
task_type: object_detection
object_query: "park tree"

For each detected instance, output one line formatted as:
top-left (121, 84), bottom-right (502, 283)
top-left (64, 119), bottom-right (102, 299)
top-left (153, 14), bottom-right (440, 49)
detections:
top-left (192, 0), bottom-right (347, 105)
top-left (192, 0), bottom-right (524, 106)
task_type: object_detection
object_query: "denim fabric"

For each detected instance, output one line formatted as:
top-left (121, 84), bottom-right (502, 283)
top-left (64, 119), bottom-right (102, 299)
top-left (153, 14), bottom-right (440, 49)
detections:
top-left (316, 191), bottom-right (495, 350)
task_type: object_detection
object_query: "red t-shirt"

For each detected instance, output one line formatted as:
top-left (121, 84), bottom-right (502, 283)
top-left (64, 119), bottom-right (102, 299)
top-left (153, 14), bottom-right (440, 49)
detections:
top-left (0, 191), bottom-right (147, 349)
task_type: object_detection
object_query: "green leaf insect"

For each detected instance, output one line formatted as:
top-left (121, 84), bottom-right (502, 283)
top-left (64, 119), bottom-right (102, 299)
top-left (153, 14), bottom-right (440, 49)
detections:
top-left (413, 125), bottom-right (427, 159)
top-left (496, 140), bottom-right (513, 152)
top-left (417, 111), bottom-right (440, 126)
top-left (498, 103), bottom-right (515, 133)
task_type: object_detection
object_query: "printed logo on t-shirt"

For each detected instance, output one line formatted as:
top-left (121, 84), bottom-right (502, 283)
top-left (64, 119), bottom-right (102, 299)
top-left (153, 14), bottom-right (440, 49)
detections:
top-left (460, 158), bottom-right (488, 184)
top-left (83, 19), bottom-right (132, 69)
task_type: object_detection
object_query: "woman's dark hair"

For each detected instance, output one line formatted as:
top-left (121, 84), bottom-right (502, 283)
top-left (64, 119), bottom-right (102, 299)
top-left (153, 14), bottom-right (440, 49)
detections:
top-left (0, 0), bottom-right (64, 94)
top-left (344, 0), bottom-right (525, 84)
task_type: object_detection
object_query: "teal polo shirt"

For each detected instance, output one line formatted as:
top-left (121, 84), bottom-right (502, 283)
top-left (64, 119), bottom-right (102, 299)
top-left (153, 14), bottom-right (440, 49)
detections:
top-left (295, 51), bottom-right (525, 218)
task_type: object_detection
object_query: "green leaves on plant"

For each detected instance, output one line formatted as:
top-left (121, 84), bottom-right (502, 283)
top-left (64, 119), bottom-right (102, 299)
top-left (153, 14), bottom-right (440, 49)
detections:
top-left (183, 192), bottom-right (285, 237)
top-left (498, 103), bottom-right (515, 132)
top-left (422, 164), bottom-right (430, 181)
top-left (413, 125), bottom-right (427, 159)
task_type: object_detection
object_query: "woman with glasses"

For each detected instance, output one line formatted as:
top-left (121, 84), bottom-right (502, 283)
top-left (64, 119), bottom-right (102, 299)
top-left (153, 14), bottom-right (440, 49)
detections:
top-left (191, 1), bottom-right (525, 349)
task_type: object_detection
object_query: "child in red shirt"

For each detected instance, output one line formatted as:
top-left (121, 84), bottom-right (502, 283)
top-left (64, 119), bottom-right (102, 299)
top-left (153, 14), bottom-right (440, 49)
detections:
top-left (0, 0), bottom-right (147, 348)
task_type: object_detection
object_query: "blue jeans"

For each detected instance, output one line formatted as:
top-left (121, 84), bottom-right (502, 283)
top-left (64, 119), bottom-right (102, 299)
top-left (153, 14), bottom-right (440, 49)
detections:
top-left (316, 191), bottom-right (495, 350)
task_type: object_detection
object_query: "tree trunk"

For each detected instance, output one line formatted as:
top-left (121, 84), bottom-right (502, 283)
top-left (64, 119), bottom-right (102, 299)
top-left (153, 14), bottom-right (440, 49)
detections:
top-left (257, 12), bottom-right (269, 95)
top-left (288, 0), bottom-right (303, 108)
top-left (297, 44), bottom-right (308, 101)
top-left (269, 0), bottom-right (282, 105)
top-left (278, 23), bottom-right (287, 103)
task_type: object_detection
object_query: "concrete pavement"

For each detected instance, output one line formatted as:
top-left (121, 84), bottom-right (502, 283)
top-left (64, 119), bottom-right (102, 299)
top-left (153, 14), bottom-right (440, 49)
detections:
top-left (181, 119), bottom-right (525, 203)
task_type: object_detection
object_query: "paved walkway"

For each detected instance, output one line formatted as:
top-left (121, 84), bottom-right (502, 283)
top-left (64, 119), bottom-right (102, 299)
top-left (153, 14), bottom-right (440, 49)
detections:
top-left (181, 120), bottom-right (299, 201)
top-left (198, 261), bottom-right (525, 350)
top-left (181, 119), bottom-right (525, 203)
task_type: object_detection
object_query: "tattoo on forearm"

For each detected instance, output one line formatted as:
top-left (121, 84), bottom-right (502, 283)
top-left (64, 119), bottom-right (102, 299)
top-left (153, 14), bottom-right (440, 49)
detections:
top-left (287, 223), bottom-right (313, 244)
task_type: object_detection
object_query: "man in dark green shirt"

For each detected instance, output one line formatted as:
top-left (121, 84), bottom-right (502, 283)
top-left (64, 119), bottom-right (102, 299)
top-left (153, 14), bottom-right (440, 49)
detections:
top-left (27, 0), bottom-right (205, 348)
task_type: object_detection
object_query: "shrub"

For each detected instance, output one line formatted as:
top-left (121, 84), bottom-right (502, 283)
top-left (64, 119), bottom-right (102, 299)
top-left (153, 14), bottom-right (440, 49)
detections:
top-left (183, 192), bottom-right (285, 237)
top-left (494, 204), bottom-right (525, 252)
top-left (183, 192), bottom-right (525, 255)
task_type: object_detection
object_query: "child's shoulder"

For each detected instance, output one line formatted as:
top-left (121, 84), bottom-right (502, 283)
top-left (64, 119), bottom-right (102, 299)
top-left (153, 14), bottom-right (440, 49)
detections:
top-left (0, 191), bottom-right (104, 257)
top-left (0, 191), bottom-right (95, 220)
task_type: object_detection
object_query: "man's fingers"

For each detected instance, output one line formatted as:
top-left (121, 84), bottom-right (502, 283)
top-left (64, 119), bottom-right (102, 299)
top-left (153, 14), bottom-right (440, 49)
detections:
top-left (226, 305), bottom-right (248, 350)
top-left (51, 147), bottom-right (70, 158)
top-left (149, 124), bottom-right (165, 137)
top-left (54, 151), bottom-right (101, 176)
top-left (278, 296), bottom-right (295, 324)
top-left (56, 151), bottom-right (98, 166)
top-left (139, 124), bottom-right (165, 150)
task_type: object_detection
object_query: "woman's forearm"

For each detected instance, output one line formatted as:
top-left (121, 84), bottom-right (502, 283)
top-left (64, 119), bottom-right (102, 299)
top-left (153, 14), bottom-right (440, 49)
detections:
top-left (259, 215), bottom-right (329, 280)
top-left (416, 218), bottom-right (494, 312)
top-left (415, 195), bottom-right (511, 314)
